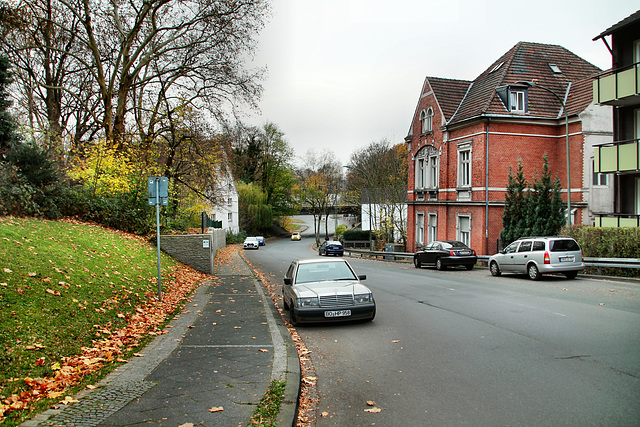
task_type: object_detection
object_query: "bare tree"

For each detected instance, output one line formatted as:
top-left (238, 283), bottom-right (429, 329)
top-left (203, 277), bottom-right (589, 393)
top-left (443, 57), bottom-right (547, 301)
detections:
top-left (346, 139), bottom-right (408, 247)
top-left (298, 149), bottom-right (341, 244)
top-left (1, 0), bottom-right (268, 151)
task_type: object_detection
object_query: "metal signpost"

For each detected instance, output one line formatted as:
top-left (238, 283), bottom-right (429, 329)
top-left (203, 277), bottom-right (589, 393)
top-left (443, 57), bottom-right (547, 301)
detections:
top-left (148, 177), bottom-right (168, 301)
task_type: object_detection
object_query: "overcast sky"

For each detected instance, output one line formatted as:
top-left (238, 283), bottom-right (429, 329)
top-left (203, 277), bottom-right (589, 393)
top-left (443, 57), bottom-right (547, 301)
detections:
top-left (244, 0), bottom-right (638, 166)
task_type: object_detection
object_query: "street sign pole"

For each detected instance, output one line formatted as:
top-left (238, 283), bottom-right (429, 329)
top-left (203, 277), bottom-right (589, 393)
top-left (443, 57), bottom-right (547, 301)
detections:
top-left (148, 177), bottom-right (168, 302)
top-left (155, 179), bottom-right (162, 302)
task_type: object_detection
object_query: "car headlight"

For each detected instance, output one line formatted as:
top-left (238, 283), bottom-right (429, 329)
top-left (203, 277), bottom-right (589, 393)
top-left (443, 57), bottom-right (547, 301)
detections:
top-left (354, 293), bottom-right (372, 304)
top-left (297, 297), bottom-right (319, 307)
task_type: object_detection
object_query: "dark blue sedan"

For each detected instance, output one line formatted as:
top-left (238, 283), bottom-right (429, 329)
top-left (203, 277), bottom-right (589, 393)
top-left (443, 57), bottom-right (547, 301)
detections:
top-left (319, 240), bottom-right (344, 256)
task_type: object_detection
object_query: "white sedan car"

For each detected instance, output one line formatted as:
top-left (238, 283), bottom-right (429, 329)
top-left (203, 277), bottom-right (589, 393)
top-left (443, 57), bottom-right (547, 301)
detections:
top-left (243, 236), bottom-right (259, 250)
top-left (282, 258), bottom-right (376, 325)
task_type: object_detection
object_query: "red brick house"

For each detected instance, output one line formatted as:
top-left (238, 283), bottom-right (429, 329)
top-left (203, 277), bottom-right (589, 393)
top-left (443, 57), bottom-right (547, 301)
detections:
top-left (405, 41), bottom-right (612, 255)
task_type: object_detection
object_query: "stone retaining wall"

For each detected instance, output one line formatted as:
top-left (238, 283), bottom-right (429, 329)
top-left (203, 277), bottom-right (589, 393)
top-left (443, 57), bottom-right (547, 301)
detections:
top-left (159, 228), bottom-right (226, 274)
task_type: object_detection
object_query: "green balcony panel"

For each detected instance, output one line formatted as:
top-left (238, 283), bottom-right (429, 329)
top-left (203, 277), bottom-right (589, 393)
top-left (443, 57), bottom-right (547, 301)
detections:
top-left (593, 68), bottom-right (640, 104)
top-left (619, 141), bottom-right (639, 171)
top-left (598, 145), bottom-right (619, 172)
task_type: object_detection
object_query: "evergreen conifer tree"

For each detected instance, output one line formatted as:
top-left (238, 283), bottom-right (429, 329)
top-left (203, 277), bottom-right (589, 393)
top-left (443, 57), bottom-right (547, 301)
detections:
top-left (501, 159), bottom-right (528, 246)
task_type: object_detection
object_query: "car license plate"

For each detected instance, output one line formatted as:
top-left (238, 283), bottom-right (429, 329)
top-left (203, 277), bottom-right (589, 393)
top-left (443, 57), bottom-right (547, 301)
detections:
top-left (559, 256), bottom-right (575, 262)
top-left (324, 310), bottom-right (351, 318)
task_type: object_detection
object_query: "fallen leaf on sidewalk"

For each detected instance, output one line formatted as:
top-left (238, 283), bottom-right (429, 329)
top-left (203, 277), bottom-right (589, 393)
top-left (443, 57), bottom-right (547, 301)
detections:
top-left (364, 407), bottom-right (382, 413)
top-left (60, 396), bottom-right (79, 405)
top-left (208, 406), bottom-right (224, 412)
top-left (366, 400), bottom-right (376, 406)
top-left (259, 349), bottom-right (269, 352)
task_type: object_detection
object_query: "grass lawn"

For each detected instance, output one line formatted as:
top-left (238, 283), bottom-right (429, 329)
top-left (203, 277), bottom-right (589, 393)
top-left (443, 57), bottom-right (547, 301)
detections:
top-left (0, 217), bottom-right (198, 425)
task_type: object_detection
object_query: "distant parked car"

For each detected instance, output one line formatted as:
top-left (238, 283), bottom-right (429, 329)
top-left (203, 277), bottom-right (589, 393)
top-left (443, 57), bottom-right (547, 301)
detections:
top-left (489, 236), bottom-right (584, 280)
top-left (256, 236), bottom-right (266, 246)
top-left (413, 240), bottom-right (477, 270)
top-left (319, 240), bottom-right (344, 256)
top-left (282, 258), bottom-right (376, 325)
top-left (291, 232), bottom-right (302, 241)
top-left (243, 236), bottom-right (259, 250)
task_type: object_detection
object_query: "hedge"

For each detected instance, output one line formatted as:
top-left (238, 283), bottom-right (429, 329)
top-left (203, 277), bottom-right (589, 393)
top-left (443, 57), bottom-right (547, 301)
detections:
top-left (561, 226), bottom-right (640, 277)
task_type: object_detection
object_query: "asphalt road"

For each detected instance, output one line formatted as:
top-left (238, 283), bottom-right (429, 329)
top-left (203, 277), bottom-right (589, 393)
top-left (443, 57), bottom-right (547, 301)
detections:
top-left (243, 235), bottom-right (640, 426)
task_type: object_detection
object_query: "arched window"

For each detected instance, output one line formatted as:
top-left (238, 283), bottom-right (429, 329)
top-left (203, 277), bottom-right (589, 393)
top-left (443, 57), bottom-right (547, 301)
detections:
top-left (419, 107), bottom-right (433, 134)
top-left (415, 145), bottom-right (438, 190)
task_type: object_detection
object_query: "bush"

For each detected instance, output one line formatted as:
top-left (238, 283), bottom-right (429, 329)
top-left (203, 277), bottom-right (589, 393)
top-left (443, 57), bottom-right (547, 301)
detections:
top-left (61, 184), bottom-right (155, 235)
top-left (342, 229), bottom-right (375, 241)
top-left (562, 226), bottom-right (640, 277)
top-left (226, 230), bottom-right (248, 244)
top-left (334, 224), bottom-right (347, 239)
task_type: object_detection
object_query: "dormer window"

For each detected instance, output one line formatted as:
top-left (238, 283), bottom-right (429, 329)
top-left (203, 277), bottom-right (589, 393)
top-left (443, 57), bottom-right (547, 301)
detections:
top-left (510, 90), bottom-right (526, 113)
top-left (420, 107), bottom-right (433, 134)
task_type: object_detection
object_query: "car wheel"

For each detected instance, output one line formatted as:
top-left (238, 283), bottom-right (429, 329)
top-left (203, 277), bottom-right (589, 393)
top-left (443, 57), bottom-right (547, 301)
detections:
top-left (465, 264), bottom-right (474, 271)
top-left (413, 257), bottom-right (421, 268)
top-left (565, 271), bottom-right (578, 279)
top-left (436, 257), bottom-right (446, 270)
top-left (528, 263), bottom-right (541, 280)
top-left (290, 306), bottom-right (299, 326)
top-left (490, 261), bottom-right (501, 277)
top-left (283, 294), bottom-right (290, 310)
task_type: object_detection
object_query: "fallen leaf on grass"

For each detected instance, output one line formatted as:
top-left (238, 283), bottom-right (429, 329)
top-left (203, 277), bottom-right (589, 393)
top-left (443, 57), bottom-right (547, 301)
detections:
top-left (46, 289), bottom-right (61, 296)
top-left (208, 406), bottom-right (224, 412)
top-left (3, 268), bottom-right (13, 273)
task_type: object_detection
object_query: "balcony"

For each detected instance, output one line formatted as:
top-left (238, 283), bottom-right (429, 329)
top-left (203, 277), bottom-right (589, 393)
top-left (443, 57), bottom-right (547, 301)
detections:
top-left (594, 213), bottom-right (640, 228)
top-left (593, 63), bottom-right (640, 106)
top-left (593, 138), bottom-right (639, 173)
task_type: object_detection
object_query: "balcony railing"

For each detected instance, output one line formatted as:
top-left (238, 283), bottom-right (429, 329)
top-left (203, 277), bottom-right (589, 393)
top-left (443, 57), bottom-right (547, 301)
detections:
top-left (593, 213), bottom-right (640, 228)
top-left (593, 138), bottom-right (639, 173)
top-left (592, 62), bottom-right (640, 106)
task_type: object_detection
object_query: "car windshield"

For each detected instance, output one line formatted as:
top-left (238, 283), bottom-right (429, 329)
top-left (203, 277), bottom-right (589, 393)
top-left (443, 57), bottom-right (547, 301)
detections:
top-left (550, 239), bottom-right (580, 252)
top-left (295, 261), bottom-right (357, 284)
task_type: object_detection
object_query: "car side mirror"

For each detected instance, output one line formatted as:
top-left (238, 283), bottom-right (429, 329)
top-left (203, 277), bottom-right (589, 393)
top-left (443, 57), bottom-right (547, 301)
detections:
top-left (499, 250), bottom-right (505, 254)
top-left (284, 277), bottom-right (292, 286)
top-left (358, 274), bottom-right (366, 281)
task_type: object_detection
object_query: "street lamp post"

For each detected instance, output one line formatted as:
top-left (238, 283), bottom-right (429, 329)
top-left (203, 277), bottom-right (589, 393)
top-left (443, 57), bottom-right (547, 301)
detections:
top-left (343, 165), bottom-right (374, 250)
top-left (515, 80), bottom-right (572, 226)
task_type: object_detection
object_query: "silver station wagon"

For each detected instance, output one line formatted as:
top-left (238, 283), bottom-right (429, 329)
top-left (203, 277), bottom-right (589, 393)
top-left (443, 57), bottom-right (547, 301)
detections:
top-left (489, 236), bottom-right (585, 280)
top-left (282, 258), bottom-right (376, 325)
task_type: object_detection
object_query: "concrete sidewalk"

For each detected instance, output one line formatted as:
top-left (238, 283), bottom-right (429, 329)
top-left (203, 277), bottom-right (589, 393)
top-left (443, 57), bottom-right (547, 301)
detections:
top-left (24, 250), bottom-right (299, 427)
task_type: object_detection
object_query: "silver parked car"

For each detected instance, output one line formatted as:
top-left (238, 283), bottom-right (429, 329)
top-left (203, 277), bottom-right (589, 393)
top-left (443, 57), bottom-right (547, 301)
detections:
top-left (282, 258), bottom-right (376, 325)
top-left (489, 236), bottom-right (584, 280)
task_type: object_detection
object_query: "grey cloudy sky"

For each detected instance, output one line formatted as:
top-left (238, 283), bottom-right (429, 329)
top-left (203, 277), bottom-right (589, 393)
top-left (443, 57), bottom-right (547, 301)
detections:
top-left (245, 0), bottom-right (638, 166)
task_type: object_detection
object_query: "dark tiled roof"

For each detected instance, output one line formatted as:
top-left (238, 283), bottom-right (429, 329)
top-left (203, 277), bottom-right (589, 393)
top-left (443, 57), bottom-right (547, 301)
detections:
top-left (593, 9), bottom-right (640, 40)
top-left (426, 77), bottom-right (471, 121)
top-left (440, 42), bottom-right (603, 124)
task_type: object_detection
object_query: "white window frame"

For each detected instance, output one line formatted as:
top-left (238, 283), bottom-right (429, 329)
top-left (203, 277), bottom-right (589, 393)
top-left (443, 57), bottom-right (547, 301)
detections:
top-left (415, 146), bottom-right (438, 190)
top-left (457, 143), bottom-right (472, 188)
top-left (228, 212), bottom-right (233, 222)
top-left (420, 107), bottom-right (433, 134)
top-left (457, 214), bottom-right (471, 246)
top-left (510, 90), bottom-right (526, 112)
top-left (427, 213), bottom-right (437, 244)
top-left (417, 158), bottom-right (425, 188)
top-left (592, 159), bottom-right (609, 186)
top-left (416, 212), bottom-right (425, 247)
